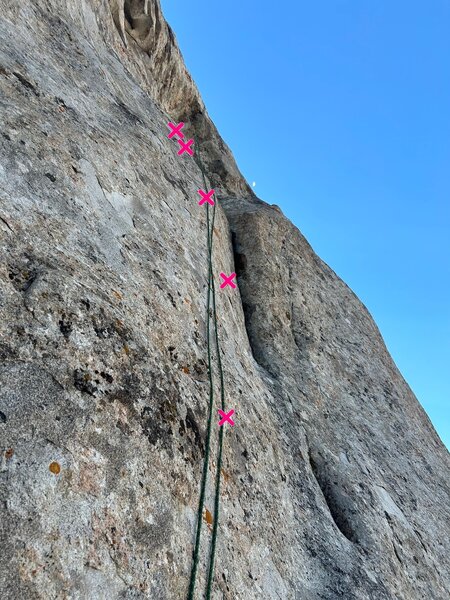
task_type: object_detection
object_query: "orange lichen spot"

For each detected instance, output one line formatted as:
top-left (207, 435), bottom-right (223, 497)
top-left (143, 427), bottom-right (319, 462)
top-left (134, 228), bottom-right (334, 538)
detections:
top-left (204, 508), bottom-right (213, 530)
top-left (49, 461), bottom-right (61, 475)
top-left (123, 344), bottom-right (130, 356)
top-left (221, 468), bottom-right (230, 483)
top-left (182, 366), bottom-right (190, 374)
top-left (5, 448), bottom-right (14, 460)
top-left (115, 318), bottom-right (124, 330)
top-left (112, 290), bottom-right (123, 300)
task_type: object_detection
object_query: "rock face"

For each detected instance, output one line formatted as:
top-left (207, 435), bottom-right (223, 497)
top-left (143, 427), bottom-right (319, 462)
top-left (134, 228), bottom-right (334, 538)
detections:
top-left (0, 1), bottom-right (449, 599)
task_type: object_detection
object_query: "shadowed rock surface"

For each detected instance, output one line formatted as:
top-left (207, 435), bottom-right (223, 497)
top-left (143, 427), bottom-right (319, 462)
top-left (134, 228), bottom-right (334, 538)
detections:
top-left (1, 1), bottom-right (449, 598)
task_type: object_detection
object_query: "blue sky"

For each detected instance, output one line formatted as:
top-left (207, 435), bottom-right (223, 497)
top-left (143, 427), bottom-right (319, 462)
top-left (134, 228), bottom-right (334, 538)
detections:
top-left (161, 1), bottom-right (450, 448)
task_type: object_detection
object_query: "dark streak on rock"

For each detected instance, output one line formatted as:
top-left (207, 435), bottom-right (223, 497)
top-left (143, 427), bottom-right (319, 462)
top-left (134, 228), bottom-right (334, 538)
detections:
top-left (12, 71), bottom-right (40, 96)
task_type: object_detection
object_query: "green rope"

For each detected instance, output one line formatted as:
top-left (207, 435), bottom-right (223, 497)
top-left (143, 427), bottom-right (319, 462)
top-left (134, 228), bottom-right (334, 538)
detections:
top-left (187, 146), bottom-right (220, 600)
top-left (198, 156), bottom-right (227, 600)
top-left (206, 431), bottom-right (224, 597)
top-left (160, 111), bottom-right (223, 599)
top-left (179, 128), bottom-right (227, 600)
top-left (187, 176), bottom-right (217, 600)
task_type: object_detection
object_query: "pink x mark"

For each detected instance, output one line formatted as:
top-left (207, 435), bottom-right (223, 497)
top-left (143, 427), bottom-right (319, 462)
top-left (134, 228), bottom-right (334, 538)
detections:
top-left (218, 409), bottom-right (235, 427)
top-left (167, 121), bottom-right (184, 139)
top-left (177, 138), bottom-right (194, 156)
top-left (198, 189), bottom-right (215, 206)
top-left (220, 272), bottom-right (237, 289)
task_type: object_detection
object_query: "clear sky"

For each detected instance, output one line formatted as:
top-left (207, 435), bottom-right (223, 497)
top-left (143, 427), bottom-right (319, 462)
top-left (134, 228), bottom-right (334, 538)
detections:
top-left (160, 1), bottom-right (450, 448)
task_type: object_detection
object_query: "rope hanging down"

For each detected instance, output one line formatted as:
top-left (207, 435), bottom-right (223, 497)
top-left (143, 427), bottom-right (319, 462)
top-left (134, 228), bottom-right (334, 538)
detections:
top-left (204, 161), bottom-right (226, 600)
top-left (187, 147), bottom-right (227, 600)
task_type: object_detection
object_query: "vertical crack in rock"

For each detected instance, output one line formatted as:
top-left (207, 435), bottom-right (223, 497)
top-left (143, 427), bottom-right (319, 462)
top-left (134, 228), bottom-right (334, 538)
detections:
top-left (308, 448), bottom-right (359, 544)
top-left (222, 199), bottom-right (299, 380)
top-left (229, 228), bottom-right (266, 372)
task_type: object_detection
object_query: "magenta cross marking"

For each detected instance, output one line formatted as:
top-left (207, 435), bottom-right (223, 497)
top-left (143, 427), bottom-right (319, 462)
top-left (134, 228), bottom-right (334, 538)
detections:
top-left (220, 272), bottom-right (237, 289)
top-left (218, 409), bottom-right (235, 427)
top-left (167, 121), bottom-right (185, 139)
top-left (177, 138), bottom-right (194, 156)
top-left (198, 189), bottom-right (215, 206)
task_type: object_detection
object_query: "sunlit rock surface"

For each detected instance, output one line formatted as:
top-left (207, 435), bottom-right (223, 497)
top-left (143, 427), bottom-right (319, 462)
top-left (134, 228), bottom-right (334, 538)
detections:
top-left (1, 1), bottom-right (449, 598)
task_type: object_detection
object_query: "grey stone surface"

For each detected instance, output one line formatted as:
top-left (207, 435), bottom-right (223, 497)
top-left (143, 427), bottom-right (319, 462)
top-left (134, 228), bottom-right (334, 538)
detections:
top-left (0, 1), bottom-right (449, 598)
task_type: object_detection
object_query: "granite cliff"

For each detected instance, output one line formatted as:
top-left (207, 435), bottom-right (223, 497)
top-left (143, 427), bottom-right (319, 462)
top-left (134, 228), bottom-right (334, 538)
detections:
top-left (1, 1), bottom-right (449, 599)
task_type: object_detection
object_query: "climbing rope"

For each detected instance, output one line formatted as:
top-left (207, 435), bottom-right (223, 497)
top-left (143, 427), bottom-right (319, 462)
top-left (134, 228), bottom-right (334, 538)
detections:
top-left (204, 161), bottom-right (226, 600)
top-left (163, 110), bottom-right (227, 598)
top-left (186, 145), bottom-right (227, 600)
top-left (187, 175), bottom-right (217, 599)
